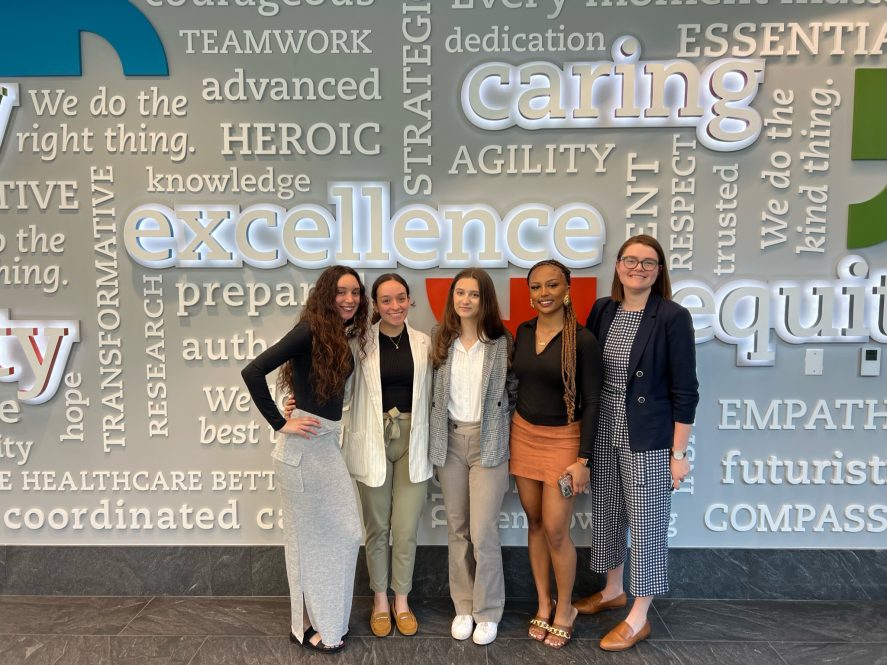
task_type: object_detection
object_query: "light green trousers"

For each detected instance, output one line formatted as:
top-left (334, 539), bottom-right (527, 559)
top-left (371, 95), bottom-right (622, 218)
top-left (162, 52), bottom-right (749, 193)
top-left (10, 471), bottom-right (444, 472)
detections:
top-left (357, 411), bottom-right (429, 595)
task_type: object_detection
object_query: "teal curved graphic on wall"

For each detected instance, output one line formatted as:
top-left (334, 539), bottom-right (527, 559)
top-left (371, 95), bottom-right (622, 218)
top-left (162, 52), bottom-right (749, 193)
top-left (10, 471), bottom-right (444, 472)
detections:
top-left (0, 0), bottom-right (168, 76)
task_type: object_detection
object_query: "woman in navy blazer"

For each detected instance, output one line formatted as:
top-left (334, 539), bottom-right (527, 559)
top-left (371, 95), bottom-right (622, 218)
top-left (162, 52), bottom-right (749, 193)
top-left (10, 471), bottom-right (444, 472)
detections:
top-left (575, 234), bottom-right (698, 651)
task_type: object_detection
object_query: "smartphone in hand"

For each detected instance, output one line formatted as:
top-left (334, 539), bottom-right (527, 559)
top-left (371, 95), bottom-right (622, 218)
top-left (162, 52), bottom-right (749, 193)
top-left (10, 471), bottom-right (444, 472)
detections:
top-left (558, 473), bottom-right (573, 498)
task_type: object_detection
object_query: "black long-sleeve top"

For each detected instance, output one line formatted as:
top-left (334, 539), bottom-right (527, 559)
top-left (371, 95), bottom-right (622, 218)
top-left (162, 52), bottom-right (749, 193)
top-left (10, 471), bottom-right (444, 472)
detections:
top-left (241, 320), bottom-right (353, 429)
top-left (379, 329), bottom-right (414, 412)
top-left (512, 319), bottom-right (603, 459)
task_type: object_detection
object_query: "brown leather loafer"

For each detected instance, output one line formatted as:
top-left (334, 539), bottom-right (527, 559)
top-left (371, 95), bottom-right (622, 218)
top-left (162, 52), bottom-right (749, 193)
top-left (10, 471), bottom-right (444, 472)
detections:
top-left (370, 610), bottom-right (392, 638)
top-left (394, 609), bottom-right (418, 636)
top-left (599, 620), bottom-right (651, 651)
top-left (573, 591), bottom-right (628, 615)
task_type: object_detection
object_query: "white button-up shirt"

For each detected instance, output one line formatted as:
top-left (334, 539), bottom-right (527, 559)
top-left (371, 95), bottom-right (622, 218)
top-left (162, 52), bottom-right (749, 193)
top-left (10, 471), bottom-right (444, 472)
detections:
top-left (447, 337), bottom-right (485, 423)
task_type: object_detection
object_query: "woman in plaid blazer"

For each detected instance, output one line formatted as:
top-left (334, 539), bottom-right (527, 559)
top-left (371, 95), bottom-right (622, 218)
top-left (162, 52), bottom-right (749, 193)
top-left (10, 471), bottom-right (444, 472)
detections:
top-left (429, 268), bottom-right (517, 646)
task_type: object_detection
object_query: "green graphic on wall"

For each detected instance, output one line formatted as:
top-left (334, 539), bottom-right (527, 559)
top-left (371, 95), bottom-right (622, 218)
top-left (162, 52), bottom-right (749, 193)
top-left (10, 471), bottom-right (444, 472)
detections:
top-left (851, 69), bottom-right (887, 160)
top-left (848, 186), bottom-right (887, 248)
top-left (848, 69), bottom-right (887, 248)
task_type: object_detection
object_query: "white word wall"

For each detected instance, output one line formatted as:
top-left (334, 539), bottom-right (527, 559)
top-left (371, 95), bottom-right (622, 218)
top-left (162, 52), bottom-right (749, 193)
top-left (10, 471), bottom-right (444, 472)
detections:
top-left (1, 0), bottom-right (886, 547)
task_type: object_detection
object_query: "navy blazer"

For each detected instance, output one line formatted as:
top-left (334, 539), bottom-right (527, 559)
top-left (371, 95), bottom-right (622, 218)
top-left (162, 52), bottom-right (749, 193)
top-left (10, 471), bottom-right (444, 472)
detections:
top-left (586, 294), bottom-right (699, 453)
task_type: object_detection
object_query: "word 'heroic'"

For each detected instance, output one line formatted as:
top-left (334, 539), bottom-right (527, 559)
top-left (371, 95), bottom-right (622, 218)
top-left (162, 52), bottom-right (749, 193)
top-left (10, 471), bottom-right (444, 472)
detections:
top-left (124, 182), bottom-right (605, 270)
top-left (462, 36), bottom-right (765, 152)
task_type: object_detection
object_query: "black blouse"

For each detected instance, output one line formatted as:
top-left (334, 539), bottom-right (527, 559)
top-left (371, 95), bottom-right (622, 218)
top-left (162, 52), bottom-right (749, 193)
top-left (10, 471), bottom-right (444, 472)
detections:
top-left (241, 320), bottom-right (354, 429)
top-left (512, 319), bottom-right (602, 459)
top-left (378, 329), bottom-right (414, 412)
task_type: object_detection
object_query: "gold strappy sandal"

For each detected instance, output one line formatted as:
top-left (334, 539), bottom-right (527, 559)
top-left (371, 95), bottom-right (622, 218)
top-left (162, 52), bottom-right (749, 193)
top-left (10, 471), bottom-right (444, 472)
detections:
top-left (528, 616), bottom-right (551, 642)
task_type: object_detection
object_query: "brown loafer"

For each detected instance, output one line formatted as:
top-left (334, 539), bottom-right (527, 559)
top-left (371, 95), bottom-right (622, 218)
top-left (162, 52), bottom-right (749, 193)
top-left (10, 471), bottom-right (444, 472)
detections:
top-left (573, 591), bottom-right (627, 615)
top-left (370, 610), bottom-right (392, 638)
top-left (394, 609), bottom-right (418, 636)
top-left (599, 620), bottom-right (651, 651)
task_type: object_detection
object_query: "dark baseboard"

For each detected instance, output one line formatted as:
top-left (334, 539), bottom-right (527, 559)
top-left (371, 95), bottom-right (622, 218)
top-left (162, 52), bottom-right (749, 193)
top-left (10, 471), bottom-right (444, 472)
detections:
top-left (0, 545), bottom-right (884, 599)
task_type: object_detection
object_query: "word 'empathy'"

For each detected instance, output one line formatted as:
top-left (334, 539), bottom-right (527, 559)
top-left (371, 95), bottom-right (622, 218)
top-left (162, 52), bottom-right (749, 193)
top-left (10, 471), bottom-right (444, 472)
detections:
top-left (462, 36), bottom-right (765, 152)
top-left (124, 182), bottom-right (606, 270)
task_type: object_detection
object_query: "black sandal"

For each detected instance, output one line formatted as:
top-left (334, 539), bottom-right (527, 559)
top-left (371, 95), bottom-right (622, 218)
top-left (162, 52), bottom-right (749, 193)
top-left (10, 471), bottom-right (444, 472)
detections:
top-left (291, 627), bottom-right (345, 654)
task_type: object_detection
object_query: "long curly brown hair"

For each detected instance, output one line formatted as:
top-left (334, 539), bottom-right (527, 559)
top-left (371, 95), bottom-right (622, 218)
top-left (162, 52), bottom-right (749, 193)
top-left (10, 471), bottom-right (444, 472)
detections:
top-left (277, 266), bottom-right (369, 403)
top-left (432, 268), bottom-right (507, 368)
top-left (528, 259), bottom-right (578, 423)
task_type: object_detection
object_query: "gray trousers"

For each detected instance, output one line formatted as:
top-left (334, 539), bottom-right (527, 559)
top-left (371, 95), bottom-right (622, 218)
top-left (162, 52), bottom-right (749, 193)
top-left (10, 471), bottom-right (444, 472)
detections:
top-left (357, 412), bottom-right (429, 595)
top-left (436, 420), bottom-right (509, 623)
top-left (275, 419), bottom-right (362, 645)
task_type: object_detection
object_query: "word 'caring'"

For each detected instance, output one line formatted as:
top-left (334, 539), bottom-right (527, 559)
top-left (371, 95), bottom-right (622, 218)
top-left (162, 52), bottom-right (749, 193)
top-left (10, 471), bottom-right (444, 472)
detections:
top-left (462, 36), bottom-right (765, 152)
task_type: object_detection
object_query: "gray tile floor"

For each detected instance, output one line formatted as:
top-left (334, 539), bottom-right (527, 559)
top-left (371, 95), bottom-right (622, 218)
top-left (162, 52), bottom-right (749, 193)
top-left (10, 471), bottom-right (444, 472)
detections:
top-left (0, 595), bottom-right (885, 664)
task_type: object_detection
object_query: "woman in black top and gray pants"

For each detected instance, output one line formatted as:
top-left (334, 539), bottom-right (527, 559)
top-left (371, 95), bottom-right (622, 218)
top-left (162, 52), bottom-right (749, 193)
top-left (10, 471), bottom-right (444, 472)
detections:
top-left (241, 266), bottom-right (369, 653)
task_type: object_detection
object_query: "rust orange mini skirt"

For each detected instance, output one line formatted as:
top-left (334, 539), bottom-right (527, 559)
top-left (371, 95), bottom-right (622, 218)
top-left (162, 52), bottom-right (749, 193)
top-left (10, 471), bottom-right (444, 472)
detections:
top-left (509, 411), bottom-right (580, 488)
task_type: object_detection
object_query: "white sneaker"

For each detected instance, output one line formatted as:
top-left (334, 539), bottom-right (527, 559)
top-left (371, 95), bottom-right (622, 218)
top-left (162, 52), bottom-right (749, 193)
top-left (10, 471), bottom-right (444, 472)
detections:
top-left (472, 621), bottom-right (498, 645)
top-left (451, 614), bottom-right (473, 640)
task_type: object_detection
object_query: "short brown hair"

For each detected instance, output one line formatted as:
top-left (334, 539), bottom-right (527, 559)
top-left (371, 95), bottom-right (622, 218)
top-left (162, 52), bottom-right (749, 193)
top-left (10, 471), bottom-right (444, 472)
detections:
top-left (611, 234), bottom-right (672, 301)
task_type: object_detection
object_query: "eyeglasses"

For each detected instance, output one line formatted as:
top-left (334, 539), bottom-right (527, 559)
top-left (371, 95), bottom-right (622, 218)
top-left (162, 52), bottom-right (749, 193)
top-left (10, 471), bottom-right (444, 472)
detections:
top-left (618, 256), bottom-right (659, 271)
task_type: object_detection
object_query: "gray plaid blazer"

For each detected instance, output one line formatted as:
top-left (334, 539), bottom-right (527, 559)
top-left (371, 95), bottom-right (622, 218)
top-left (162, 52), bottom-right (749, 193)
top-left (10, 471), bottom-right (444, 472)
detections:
top-left (429, 332), bottom-right (517, 468)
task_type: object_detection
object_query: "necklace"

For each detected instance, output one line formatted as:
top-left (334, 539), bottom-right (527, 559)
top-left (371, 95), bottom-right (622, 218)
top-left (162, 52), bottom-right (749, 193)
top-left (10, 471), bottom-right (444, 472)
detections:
top-left (536, 327), bottom-right (562, 346)
top-left (384, 329), bottom-right (405, 350)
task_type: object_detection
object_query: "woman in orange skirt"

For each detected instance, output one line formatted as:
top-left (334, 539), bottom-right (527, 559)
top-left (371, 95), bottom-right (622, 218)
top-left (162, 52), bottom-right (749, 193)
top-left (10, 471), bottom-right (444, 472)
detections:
top-left (510, 259), bottom-right (602, 649)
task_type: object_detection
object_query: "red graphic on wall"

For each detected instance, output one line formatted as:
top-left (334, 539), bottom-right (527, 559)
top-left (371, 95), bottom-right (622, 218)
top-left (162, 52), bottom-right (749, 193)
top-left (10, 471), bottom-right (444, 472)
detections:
top-left (426, 277), bottom-right (598, 335)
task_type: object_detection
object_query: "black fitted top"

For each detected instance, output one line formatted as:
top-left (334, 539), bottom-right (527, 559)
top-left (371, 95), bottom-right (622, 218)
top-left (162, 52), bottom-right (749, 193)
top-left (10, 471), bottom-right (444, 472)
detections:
top-left (512, 319), bottom-right (603, 459)
top-left (378, 329), bottom-right (414, 412)
top-left (241, 320), bottom-right (353, 429)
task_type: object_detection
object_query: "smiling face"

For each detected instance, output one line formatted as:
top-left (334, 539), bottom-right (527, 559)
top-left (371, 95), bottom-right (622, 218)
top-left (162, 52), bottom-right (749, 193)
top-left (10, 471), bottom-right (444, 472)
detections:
top-left (374, 278), bottom-right (410, 331)
top-left (335, 274), bottom-right (361, 321)
top-left (528, 264), bottom-right (568, 316)
top-left (616, 242), bottom-right (661, 295)
top-left (452, 277), bottom-right (481, 322)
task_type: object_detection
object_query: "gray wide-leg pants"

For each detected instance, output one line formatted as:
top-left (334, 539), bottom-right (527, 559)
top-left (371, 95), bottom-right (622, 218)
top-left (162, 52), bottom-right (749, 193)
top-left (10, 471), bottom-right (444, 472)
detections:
top-left (274, 415), bottom-right (362, 646)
